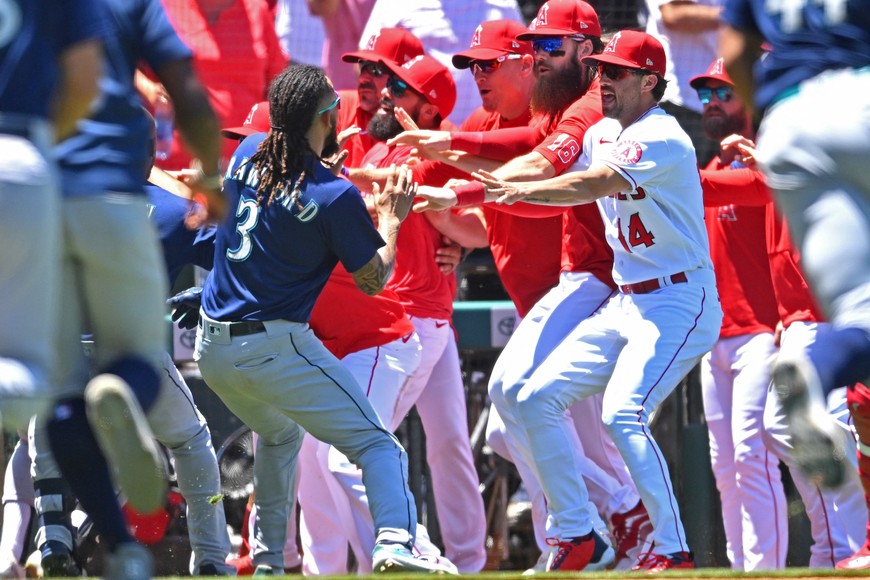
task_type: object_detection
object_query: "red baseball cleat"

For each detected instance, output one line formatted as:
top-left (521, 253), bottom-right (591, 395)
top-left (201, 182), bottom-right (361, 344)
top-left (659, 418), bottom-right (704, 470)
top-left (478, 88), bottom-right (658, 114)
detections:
top-left (546, 530), bottom-right (615, 571)
top-left (837, 541), bottom-right (870, 570)
top-left (632, 551), bottom-right (695, 573)
top-left (611, 500), bottom-right (653, 569)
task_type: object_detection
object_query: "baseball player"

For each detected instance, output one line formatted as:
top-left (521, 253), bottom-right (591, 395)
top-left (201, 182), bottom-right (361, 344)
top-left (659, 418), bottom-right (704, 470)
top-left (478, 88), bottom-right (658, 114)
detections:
top-left (417, 30), bottom-right (724, 572)
top-left (399, 15), bottom-right (652, 571)
top-left (0, 0), bottom-right (103, 438)
top-left (701, 145), bottom-right (869, 567)
top-left (338, 28), bottom-right (425, 169)
top-left (195, 64), bottom-right (454, 575)
top-left (352, 54), bottom-right (488, 573)
top-left (691, 59), bottom-right (788, 570)
top-left (721, 0), bottom-right (870, 490)
top-left (37, 0), bottom-right (225, 578)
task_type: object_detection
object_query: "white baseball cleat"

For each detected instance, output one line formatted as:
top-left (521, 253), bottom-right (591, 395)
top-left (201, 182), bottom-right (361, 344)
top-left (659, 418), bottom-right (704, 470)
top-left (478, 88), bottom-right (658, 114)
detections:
top-left (772, 354), bottom-right (849, 489)
top-left (372, 542), bottom-right (458, 574)
top-left (84, 374), bottom-right (167, 513)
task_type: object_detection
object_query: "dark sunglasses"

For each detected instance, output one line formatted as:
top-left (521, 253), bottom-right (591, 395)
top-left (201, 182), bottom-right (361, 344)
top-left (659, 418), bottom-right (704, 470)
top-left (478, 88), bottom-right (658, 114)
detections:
top-left (697, 86), bottom-right (734, 104)
top-left (317, 91), bottom-right (341, 115)
top-left (359, 61), bottom-right (386, 78)
top-left (469, 54), bottom-right (522, 74)
top-left (598, 65), bottom-right (649, 81)
top-left (386, 76), bottom-right (412, 98)
top-left (532, 35), bottom-right (587, 55)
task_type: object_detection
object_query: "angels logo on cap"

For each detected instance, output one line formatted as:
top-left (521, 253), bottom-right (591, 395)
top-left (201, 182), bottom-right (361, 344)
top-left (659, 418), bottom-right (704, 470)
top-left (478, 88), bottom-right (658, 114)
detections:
top-left (689, 57), bottom-right (735, 88)
top-left (534, 3), bottom-right (550, 27)
top-left (471, 25), bottom-right (483, 47)
top-left (365, 32), bottom-right (379, 51)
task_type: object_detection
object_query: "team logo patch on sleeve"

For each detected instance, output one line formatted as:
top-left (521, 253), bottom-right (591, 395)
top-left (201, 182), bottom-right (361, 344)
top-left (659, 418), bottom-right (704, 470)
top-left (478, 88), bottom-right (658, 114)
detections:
top-left (611, 140), bottom-right (642, 164)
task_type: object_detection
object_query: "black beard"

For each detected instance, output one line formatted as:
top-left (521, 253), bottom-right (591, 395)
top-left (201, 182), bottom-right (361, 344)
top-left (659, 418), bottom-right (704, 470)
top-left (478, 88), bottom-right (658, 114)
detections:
top-left (703, 111), bottom-right (747, 142)
top-left (322, 125), bottom-right (340, 159)
top-left (530, 56), bottom-right (588, 117)
top-left (367, 108), bottom-right (404, 142)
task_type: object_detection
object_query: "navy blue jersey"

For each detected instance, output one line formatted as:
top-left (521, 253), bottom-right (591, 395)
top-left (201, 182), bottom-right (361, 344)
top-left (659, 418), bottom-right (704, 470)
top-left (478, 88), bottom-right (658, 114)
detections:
top-left (55, 0), bottom-right (192, 197)
top-left (723, 0), bottom-right (870, 109)
top-left (146, 185), bottom-right (216, 287)
top-left (0, 0), bottom-right (107, 119)
top-left (202, 134), bottom-right (385, 323)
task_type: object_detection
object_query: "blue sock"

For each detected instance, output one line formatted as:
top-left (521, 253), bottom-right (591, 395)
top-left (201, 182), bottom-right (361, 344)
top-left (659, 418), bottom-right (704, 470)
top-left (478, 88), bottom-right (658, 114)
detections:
top-left (45, 397), bottom-right (132, 552)
top-left (807, 327), bottom-right (870, 397)
top-left (102, 355), bottom-right (160, 413)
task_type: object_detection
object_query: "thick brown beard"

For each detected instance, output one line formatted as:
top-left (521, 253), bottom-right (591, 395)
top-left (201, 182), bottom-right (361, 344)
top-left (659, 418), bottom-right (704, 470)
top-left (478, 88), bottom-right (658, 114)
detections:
top-left (702, 111), bottom-right (748, 142)
top-left (530, 55), bottom-right (591, 117)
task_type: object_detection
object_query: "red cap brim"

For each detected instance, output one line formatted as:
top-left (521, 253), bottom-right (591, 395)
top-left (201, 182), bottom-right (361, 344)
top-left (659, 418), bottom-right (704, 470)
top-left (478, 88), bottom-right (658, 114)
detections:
top-left (341, 50), bottom-right (379, 64)
top-left (220, 126), bottom-right (259, 140)
top-left (516, 26), bottom-right (578, 40)
top-left (582, 53), bottom-right (644, 69)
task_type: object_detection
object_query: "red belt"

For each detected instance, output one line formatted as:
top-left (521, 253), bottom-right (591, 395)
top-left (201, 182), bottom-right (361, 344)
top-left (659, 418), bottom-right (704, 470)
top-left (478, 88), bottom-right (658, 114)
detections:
top-left (619, 272), bottom-right (688, 295)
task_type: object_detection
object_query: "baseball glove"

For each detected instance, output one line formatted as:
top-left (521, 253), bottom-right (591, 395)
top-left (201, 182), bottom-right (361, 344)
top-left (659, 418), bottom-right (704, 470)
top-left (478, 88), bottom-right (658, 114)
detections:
top-left (167, 286), bottom-right (202, 330)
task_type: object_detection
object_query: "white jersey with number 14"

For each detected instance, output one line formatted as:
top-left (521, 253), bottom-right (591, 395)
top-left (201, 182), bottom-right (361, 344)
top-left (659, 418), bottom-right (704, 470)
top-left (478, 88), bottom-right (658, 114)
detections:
top-left (571, 107), bottom-right (713, 286)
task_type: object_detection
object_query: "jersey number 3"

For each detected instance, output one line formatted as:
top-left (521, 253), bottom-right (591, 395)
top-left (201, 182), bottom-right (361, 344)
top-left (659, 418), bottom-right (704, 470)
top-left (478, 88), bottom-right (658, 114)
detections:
top-left (617, 212), bottom-right (655, 252)
top-left (227, 197), bottom-right (260, 262)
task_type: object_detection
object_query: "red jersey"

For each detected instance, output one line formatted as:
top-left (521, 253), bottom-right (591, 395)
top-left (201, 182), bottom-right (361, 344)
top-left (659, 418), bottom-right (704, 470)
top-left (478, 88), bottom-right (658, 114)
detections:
top-left (701, 167), bottom-right (824, 328)
top-left (370, 145), bottom-right (455, 319)
top-left (455, 82), bottom-right (615, 290)
top-left (701, 158), bottom-right (779, 338)
top-left (337, 90), bottom-right (377, 169)
top-left (309, 265), bottom-right (414, 359)
top-left (159, 0), bottom-right (288, 171)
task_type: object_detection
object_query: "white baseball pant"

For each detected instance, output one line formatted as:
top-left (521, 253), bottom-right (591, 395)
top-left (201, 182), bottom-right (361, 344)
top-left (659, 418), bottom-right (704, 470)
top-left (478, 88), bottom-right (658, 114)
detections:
top-left (390, 316), bottom-right (487, 572)
top-left (701, 332), bottom-right (788, 571)
top-left (497, 275), bottom-right (722, 555)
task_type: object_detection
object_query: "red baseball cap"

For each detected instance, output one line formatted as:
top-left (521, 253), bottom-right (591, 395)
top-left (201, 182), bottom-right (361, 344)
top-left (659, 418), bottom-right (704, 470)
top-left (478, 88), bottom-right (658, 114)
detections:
top-left (582, 30), bottom-right (666, 76)
top-left (221, 101), bottom-right (270, 140)
top-left (452, 20), bottom-right (533, 70)
top-left (689, 57), bottom-right (734, 89)
top-left (380, 54), bottom-right (457, 119)
top-left (517, 0), bottom-right (601, 40)
top-left (342, 28), bottom-right (424, 65)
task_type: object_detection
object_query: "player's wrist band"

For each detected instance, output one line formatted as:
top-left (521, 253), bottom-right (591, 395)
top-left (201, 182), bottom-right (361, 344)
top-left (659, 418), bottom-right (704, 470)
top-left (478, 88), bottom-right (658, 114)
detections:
top-left (340, 166), bottom-right (351, 177)
top-left (452, 182), bottom-right (486, 206)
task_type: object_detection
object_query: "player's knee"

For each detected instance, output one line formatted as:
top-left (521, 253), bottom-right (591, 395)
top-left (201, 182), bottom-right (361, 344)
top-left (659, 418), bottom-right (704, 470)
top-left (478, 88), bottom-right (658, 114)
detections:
top-left (515, 388), bottom-right (559, 426)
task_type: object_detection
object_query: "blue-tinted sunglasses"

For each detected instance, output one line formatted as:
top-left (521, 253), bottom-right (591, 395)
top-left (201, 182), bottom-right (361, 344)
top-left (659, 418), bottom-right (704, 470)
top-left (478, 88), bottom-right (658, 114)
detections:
top-left (317, 91), bottom-right (341, 115)
top-left (532, 35), bottom-right (587, 54)
top-left (697, 86), bottom-right (734, 104)
top-left (386, 76), bottom-right (412, 97)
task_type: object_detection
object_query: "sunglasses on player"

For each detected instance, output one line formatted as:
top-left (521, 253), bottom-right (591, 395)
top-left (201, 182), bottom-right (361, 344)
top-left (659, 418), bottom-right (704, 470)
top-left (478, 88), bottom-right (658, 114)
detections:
top-left (697, 86), bottom-right (734, 104)
top-left (317, 91), bottom-right (341, 115)
top-left (532, 35), bottom-right (588, 55)
top-left (469, 54), bottom-right (523, 74)
top-left (598, 65), bottom-right (651, 81)
top-left (386, 76), bottom-right (414, 98)
top-left (359, 60), bottom-right (386, 78)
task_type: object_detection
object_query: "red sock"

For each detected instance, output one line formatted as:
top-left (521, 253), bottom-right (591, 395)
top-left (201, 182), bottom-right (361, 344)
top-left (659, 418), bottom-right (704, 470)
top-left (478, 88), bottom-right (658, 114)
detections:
top-left (847, 382), bottom-right (870, 543)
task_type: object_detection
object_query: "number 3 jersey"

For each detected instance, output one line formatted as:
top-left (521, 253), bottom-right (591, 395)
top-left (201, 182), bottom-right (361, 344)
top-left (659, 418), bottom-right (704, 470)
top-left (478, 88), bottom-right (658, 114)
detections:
top-left (203, 133), bottom-right (385, 324)
top-left (572, 106), bottom-right (714, 286)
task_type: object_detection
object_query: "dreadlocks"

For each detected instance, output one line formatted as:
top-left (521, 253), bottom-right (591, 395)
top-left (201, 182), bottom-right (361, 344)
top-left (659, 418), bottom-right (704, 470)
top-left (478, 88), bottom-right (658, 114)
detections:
top-left (249, 64), bottom-right (333, 207)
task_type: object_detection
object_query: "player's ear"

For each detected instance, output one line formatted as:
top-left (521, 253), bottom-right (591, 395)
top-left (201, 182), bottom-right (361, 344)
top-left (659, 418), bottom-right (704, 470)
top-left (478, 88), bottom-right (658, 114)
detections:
top-left (519, 54), bottom-right (535, 76)
top-left (418, 102), bottom-right (440, 127)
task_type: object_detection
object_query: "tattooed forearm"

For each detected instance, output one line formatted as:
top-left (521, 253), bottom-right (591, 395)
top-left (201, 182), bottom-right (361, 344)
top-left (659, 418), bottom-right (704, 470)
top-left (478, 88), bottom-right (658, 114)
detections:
top-left (352, 219), bottom-right (400, 295)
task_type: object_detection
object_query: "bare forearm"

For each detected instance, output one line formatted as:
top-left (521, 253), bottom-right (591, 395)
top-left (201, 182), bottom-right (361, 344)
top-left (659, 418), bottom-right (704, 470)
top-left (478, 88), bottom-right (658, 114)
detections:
top-left (354, 218), bottom-right (400, 295)
top-left (492, 152), bottom-right (556, 182)
top-left (660, 2), bottom-right (722, 31)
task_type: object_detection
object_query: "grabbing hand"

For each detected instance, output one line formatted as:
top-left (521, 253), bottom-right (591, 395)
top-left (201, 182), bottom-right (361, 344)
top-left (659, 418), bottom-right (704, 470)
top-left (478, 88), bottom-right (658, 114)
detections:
top-left (472, 170), bottom-right (526, 205)
top-left (387, 129), bottom-right (452, 152)
top-left (372, 165), bottom-right (417, 223)
top-left (435, 237), bottom-right (463, 274)
top-left (167, 286), bottom-right (203, 330)
top-left (187, 170), bottom-right (228, 226)
top-left (412, 185), bottom-right (459, 212)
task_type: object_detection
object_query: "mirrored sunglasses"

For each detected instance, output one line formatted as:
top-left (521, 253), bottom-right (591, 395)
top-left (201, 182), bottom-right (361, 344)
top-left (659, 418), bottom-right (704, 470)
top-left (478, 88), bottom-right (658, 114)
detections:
top-left (532, 35), bottom-right (587, 55)
top-left (598, 65), bottom-right (648, 81)
top-left (359, 61), bottom-right (386, 78)
top-left (469, 54), bottom-right (522, 74)
top-left (697, 86), bottom-right (734, 104)
top-left (386, 76), bottom-right (412, 97)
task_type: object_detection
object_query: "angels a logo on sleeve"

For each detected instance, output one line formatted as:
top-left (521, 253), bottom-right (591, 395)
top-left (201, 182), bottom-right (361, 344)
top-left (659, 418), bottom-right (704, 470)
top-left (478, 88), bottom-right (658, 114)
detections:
top-left (547, 133), bottom-right (581, 164)
top-left (611, 139), bottom-right (642, 164)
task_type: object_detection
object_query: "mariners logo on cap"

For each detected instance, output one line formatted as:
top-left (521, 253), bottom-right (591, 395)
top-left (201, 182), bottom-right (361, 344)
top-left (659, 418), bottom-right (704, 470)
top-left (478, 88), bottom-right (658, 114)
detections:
top-left (471, 25), bottom-right (483, 47)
